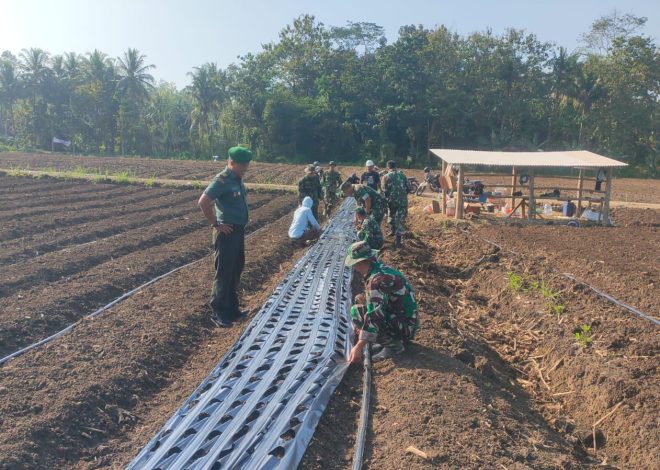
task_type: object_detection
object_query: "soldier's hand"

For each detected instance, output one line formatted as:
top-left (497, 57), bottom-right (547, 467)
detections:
top-left (348, 341), bottom-right (366, 364)
top-left (214, 223), bottom-right (234, 235)
top-left (354, 294), bottom-right (365, 304)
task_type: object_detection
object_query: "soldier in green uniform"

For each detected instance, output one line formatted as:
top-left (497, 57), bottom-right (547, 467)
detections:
top-left (354, 207), bottom-right (383, 250)
top-left (344, 241), bottom-right (419, 363)
top-left (197, 146), bottom-right (252, 328)
top-left (382, 160), bottom-right (409, 247)
top-left (340, 181), bottom-right (386, 223)
top-left (298, 164), bottom-right (323, 220)
top-left (322, 161), bottom-right (342, 216)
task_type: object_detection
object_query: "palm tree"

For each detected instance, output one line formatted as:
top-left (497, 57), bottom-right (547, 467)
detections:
top-left (0, 60), bottom-right (20, 137)
top-left (116, 48), bottom-right (155, 154)
top-left (188, 62), bottom-right (225, 152)
top-left (19, 48), bottom-right (51, 147)
top-left (116, 48), bottom-right (155, 102)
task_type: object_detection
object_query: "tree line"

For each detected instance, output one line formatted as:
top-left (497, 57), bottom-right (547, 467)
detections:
top-left (0, 12), bottom-right (657, 175)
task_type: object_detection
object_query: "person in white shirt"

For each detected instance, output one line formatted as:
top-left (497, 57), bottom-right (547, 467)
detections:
top-left (288, 196), bottom-right (322, 246)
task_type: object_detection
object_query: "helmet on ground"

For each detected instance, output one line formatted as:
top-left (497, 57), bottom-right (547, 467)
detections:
top-left (213, 155), bottom-right (220, 162)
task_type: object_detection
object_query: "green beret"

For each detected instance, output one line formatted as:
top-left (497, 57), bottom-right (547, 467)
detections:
top-left (228, 146), bottom-right (253, 163)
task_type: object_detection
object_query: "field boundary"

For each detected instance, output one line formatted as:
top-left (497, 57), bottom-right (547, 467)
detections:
top-left (0, 168), bottom-right (298, 193)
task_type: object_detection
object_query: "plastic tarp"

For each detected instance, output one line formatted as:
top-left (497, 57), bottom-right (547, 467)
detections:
top-left (126, 199), bottom-right (357, 470)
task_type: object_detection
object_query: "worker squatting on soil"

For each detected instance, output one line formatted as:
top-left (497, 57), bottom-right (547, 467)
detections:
top-left (345, 241), bottom-right (419, 363)
top-left (354, 207), bottom-right (384, 250)
top-left (288, 196), bottom-right (322, 247)
top-left (197, 146), bottom-right (252, 328)
top-left (381, 160), bottom-right (409, 247)
top-left (298, 165), bottom-right (323, 220)
top-left (340, 180), bottom-right (386, 223)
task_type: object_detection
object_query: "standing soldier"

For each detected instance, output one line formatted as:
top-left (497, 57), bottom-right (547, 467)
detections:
top-left (354, 207), bottom-right (384, 250)
top-left (197, 146), bottom-right (252, 328)
top-left (298, 164), bottom-right (323, 220)
top-left (344, 241), bottom-right (419, 363)
top-left (382, 160), bottom-right (409, 247)
top-left (322, 161), bottom-right (342, 216)
top-left (340, 181), bottom-right (386, 223)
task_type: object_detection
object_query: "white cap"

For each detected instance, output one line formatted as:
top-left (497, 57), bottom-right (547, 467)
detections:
top-left (366, 160), bottom-right (375, 167)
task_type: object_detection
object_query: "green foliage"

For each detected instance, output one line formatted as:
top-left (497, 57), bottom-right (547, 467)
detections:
top-left (506, 271), bottom-right (525, 291)
top-left (0, 13), bottom-right (657, 174)
top-left (574, 324), bottom-right (593, 347)
top-left (145, 174), bottom-right (157, 187)
top-left (112, 170), bottom-right (133, 184)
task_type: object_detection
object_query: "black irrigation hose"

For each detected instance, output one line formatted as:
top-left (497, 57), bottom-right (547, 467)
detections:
top-left (561, 273), bottom-right (660, 326)
top-left (0, 216), bottom-right (292, 366)
top-left (476, 235), bottom-right (659, 327)
top-left (0, 258), bottom-right (205, 366)
top-left (352, 344), bottom-right (372, 470)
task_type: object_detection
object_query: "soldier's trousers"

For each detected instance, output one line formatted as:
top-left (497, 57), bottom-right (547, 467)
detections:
top-left (388, 204), bottom-right (408, 235)
top-left (211, 225), bottom-right (245, 322)
top-left (350, 304), bottom-right (416, 343)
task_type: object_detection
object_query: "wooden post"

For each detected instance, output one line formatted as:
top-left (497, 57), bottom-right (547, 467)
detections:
top-left (456, 164), bottom-right (464, 220)
top-left (602, 167), bottom-right (613, 226)
top-left (441, 160), bottom-right (447, 215)
top-left (510, 167), bottom-right (517, 212)
top-left (528, 169), bottom-right (535, 221)
top-left (576, 169), bottom-right (584, 218)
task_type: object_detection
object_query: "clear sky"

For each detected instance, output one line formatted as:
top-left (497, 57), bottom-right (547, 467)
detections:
top-left (1, 0), bottom-right (658, 89)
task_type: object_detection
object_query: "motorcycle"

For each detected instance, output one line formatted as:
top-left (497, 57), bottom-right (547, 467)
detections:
top-left (415, 174), bottom-right (441, 195)
top-left (407, 177), bottom-right (419, 194)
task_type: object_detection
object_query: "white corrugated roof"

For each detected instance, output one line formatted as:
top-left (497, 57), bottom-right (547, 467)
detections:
top-left (430, 149), bottom-right (627, 168)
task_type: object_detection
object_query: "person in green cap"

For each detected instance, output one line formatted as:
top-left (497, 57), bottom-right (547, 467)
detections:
top-left (340, 181), bottom-right (386, 223)
top-left (354, 207), bottom-right (383, 250)
top-left (322, 161), bottom-right (342, 216)
top-left (298, 164), bottom-right (323, 220)
top-left (344, 240), bottom-right (419, 363)
top-left (198, 146), bottom-right (252, 328)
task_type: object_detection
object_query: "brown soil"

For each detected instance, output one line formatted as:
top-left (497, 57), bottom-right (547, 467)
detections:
top-left (2, 152), bottom-right (658, 203)
top-left (0, 165), bottom-right (656, 469)
top-left (302, 198), bottom-right (657, 469)
top-left (0, 175), bottom-right (296, 358)
top-left (0, 204), bottom-right (305, 469)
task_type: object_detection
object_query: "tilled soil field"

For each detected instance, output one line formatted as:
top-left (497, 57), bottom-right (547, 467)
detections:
top-left (0, 155), bottom-right (657, 469)
top-left (303, 199), bottom-right (658, 469)
top-left (0, 175), bottom-right (305, 469)
top-left (2, 151), bottom-right (658, 203)
top-left (0, 175), bottom-right (297, 358)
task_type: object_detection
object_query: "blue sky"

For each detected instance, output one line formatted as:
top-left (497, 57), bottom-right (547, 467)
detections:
top-left (1, 0), bottom-right (658, 88)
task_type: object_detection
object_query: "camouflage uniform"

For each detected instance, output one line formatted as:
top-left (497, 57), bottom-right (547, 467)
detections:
top-left (298, 174), bottom-right (323, 219)
top-left (322, 170), bottom-right (342, 215)
top-left (357, 215), bottom-right (384, 250)
top-left (353, 185), bottom-right (386, 223)
top-left (350, 261), bottom-right (419, 343)
top-left (382, 170), bottom-right (409, 236)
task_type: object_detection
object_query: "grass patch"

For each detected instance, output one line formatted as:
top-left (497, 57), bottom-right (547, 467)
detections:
top-left (574, 324), bottom-right (593, 347)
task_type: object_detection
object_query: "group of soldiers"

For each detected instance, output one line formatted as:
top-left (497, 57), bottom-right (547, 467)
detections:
top-left (297, 159), bottom-right (410, 249)
top-left (201, 147), bottom-right (418, 363)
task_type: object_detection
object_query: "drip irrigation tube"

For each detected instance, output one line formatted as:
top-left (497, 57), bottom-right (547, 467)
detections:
top-left (0, 213), bottom-right (293, 366)
top-left (476, 235), bottom-right (658, 327)
top-left (561, 273), bottom-right (660, 326)
top-left (352, 344), bottom-right (372, 470)
top-left (0, 258), bottom-right (205, 366)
